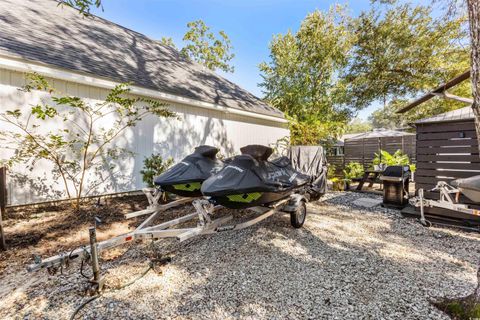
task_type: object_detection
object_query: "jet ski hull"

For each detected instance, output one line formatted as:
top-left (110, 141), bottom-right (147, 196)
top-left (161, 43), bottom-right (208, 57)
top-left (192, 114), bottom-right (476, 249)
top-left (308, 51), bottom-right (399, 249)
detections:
top-left (210, 189), bottom-right (303, 209)
top-left (154, 145), bottom-right (223, 197)
top-left (160, 181), bottom-right (204, 197)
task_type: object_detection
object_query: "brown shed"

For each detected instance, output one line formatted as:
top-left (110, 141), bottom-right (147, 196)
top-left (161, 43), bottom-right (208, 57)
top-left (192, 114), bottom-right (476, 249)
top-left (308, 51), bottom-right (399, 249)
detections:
top-left (413, 107), bottom-right (480, 224)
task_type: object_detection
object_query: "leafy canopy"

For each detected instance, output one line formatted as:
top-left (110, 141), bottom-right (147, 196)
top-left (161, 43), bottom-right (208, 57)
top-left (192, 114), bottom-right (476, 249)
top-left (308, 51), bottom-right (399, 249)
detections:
top-left (181, 20), bottom-right (235, 73)
top-left (345, 4), bottom-right (468, 109)
top-left (260, 6), bottom-right (355, 145)
top-left (346, 118), bottom-right (373, 134)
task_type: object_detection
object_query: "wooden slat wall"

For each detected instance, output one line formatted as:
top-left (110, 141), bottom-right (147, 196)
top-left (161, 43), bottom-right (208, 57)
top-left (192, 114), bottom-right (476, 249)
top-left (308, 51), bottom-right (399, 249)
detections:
top-left (344, 135), bottom-right (416, 170)
top-left (326, 155), bottom-right (345, 177)
top-left (415, 120), bottom-right (480, 210)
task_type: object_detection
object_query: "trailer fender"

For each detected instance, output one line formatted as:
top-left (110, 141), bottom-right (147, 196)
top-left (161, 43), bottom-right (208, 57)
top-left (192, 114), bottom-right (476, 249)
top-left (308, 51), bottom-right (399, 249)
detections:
top-left (282, 194), bottom-right (307, 213)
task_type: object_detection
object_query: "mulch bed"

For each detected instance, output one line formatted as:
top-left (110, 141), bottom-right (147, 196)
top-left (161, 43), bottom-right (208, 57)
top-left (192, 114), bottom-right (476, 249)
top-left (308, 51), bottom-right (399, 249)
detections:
top-left (0, 194), bottom-right (149, 273)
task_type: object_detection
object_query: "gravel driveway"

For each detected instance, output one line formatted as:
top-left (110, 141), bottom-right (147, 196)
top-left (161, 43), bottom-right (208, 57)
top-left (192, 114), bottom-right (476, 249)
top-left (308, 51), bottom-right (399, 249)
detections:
top-left (1, 192), bottom-right (479, 319)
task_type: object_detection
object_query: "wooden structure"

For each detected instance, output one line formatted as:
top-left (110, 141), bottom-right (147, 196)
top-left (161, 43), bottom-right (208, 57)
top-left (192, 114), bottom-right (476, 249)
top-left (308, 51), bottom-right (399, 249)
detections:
top-left (412, 108), bottom-right (480, 223)
top-left (356, 170), bottom-right (384, 191)
top-left (326, 155), bottom-right (345, 177)
top-left (397, 70), bottom-right (480, 226)
top-left (327, 130), bottom-right (416, 177)
top-left (0, 167), bottom-right (6, 250)
top-left (344, 130), bottom-right (416, 170)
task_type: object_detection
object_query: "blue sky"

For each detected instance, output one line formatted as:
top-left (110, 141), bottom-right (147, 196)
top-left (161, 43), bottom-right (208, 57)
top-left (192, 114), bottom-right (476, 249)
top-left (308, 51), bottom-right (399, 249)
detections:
top-left (92, 0), bottom-right (391, 119)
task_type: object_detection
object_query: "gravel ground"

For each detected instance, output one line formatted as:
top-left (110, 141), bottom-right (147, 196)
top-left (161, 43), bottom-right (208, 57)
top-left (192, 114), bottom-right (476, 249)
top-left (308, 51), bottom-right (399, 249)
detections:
top-left (1, 191), bottom-right (480, 319)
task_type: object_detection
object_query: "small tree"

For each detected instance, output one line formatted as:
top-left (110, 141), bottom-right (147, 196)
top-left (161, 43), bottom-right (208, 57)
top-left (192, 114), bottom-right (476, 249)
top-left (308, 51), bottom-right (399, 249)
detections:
top-left (0, 73), bottom-right (176, 210)
top-left (181, 20), bottom-right (235, 73)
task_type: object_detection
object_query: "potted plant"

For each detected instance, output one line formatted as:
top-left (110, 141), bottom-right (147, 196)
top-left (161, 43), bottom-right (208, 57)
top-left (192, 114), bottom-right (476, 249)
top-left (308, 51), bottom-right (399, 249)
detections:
top-left (343, 162), bottom-right (364, 190)
top-left (372, 150), bottom-right (410, 171)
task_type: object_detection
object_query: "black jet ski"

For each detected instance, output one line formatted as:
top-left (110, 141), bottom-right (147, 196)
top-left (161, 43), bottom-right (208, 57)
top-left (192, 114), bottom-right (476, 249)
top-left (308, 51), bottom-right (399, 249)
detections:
top-left (201, 145), bottom-right (311, 209)
top-left (154, 145), bottom-right (224, 197)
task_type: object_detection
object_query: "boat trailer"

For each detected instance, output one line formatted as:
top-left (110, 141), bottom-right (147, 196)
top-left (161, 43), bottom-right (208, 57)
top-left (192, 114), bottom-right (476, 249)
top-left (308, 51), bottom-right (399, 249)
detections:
top-left (27, 188), bottom-right (307, 292)
top-left (411, 181), bottom-right (480, 229)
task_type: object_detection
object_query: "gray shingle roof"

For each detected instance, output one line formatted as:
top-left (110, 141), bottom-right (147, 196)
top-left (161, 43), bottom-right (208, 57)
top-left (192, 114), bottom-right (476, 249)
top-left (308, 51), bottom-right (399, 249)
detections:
top-left (415, 107), bottom-right (474, 124)
top-left (0, 0), bottom-right (283, 118)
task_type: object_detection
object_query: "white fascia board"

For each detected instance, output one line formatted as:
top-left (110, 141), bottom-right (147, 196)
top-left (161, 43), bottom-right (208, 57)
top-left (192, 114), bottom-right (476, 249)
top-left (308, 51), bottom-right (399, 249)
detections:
top-left (0, 55), bottom-right (287, 124)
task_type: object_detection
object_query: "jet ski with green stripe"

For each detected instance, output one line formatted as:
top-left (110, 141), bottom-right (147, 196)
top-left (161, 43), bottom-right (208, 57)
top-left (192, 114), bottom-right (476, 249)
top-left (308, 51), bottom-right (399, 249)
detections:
top-left (201, 145), bottom-right (310, 209)
top-left (154, 146), bottom-right (224, 197)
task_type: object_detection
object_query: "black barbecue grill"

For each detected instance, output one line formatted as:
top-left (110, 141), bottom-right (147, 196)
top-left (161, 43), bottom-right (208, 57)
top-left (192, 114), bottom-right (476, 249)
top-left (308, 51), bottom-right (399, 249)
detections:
top-left (380, 165), bottom-right (410, 209)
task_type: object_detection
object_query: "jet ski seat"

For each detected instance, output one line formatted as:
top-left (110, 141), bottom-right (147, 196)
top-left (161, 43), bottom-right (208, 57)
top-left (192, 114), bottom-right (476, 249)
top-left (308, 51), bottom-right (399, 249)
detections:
top-left (195, 145), bottom-right (219, 159)
top-left (240, 144), bottom-right (292, 168)
top-left (240, 144), bottom-right (273, 161)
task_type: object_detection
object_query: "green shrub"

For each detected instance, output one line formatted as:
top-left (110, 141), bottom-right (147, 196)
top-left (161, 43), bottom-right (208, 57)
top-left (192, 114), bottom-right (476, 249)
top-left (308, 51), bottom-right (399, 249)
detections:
top-left (140, 154), bottom-right (174, 187)
top-left (343, 162), bottom-right (364, 182)
top-left (327, 163), bottom-right (338, 179)
top-left (372, 149), bottom-right (410, 167)
top-left (330, 177), bottom-right (344, 191)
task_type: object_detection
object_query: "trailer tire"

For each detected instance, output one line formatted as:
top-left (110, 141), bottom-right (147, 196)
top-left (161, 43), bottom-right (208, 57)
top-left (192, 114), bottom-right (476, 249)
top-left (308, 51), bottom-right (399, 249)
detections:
top-left (290, 201), bottom-right (307, 228)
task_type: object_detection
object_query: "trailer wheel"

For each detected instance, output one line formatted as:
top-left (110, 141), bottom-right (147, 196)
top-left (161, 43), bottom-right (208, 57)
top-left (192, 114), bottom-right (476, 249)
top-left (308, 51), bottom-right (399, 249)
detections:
top-left (290, 201), bottom-right (307, 228)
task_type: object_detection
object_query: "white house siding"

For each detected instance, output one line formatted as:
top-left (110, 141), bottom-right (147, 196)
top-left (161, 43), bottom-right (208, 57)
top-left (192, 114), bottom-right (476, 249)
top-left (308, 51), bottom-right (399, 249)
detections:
top-left (0, 68), bottom-right (289, 205)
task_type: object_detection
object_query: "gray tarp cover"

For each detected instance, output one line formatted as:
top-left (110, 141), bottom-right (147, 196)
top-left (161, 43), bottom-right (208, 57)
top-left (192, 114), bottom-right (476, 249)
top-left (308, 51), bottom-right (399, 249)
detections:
top-left (288, 146), bottom-right (328, 197)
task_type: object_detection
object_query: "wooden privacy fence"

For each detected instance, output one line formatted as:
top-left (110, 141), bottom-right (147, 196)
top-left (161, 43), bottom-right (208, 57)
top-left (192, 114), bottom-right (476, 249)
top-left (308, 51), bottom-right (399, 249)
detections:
top-left (344, 135), bottom-right (416, 170)
top-left (326, 155), bottom-right (345, 176)
top-left (415, 119), bottom-right (480, 216)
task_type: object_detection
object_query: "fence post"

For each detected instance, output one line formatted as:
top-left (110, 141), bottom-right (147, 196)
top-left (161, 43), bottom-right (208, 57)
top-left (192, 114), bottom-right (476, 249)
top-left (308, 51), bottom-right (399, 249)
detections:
top-left (0, 167), bottom-right (6, 250)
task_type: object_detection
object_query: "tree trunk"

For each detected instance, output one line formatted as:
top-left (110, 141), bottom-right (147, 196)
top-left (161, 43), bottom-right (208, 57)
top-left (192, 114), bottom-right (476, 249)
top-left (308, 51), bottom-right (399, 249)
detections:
top-left (468, 0), bottom-right (480, 151)
top-left (468, 0), bottom-right (480, 304)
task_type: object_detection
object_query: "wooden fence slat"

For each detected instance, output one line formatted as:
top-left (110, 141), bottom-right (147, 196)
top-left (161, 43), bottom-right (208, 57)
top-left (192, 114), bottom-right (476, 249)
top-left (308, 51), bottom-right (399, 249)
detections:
top-left (417, 146), bottom-right (479, 155)
top-left (418, 131), bottom-right (477, 141)
top-left (414, 176), bottom-right (456, 184)
top-left (416, 169), bottom-right (480, 179)
top-left (417, 122), bottom-right (476, 133)
top-left (0, 167), bottom-right (6, 250)
top-left (416, 154), bottom-right (480, 162)
top-left (417, 162), bottom-right (480, 170)
top-left (417, 139), bottom-right (477, 147)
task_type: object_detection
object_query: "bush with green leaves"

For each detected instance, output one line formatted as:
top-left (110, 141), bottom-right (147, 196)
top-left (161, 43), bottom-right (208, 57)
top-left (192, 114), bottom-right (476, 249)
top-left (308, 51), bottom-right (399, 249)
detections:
top-left (343, 162), bottom-right (364, 182)
top-left (140, 154), bottom-right (174, 188)
top-left (372, 150), bottom-right (410, 167)
top-left (327, 163), bottom-right (338, 180)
